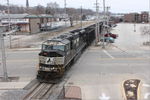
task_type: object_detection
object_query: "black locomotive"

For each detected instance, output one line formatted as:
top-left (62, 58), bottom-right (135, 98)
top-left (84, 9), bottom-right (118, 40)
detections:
top-left (37, 23), bottom-right (102, 82)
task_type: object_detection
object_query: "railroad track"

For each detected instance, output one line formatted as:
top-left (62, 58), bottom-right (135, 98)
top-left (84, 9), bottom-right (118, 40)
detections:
top-left (23, 82), bottom-right (54, 100)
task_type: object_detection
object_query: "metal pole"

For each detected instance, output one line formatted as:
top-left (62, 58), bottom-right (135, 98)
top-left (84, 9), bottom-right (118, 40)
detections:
top-left (134, 23), bottom-right (136, 32)
top-left (102, 0), bottom-right (106, 48)
top-left (7, 0), bottom-right (11, 49)
top-left (106, 7), bottom-right (110, 31)
top-left (97, 2), bottom-right (100, 42)
top-left (106, 6), bottom-right (110, 45)
top-left (95, 0), bottom-right (98, 45)
top-left (80, 6), bottom-right (83, 29)
top-left (149, 0), bottom-right (150, 43)
top-left (0, 31), bottom-right (8, 81)
top-left (64, 0), bottom-right (67, 27)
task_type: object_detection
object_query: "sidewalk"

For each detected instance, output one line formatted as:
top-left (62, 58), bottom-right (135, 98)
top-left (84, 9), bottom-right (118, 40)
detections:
top-left (0, 82), bottom-right (29, 90)
top-left (10, 47), bottom-right (40, 51)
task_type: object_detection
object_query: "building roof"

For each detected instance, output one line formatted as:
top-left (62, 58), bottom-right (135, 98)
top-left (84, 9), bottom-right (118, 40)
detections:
top-left (25, 14), bottom-right (38, 18)
top-left (0, 14), bottom-right (28, 19)
top-left (54, 14), bottom-right (69, 18)
top-left (25, 14), bottom-right (53, 18)
top-left (0, 14), bottom-right (54, 19)
top-left (39, 14), bottom-right (53, 18)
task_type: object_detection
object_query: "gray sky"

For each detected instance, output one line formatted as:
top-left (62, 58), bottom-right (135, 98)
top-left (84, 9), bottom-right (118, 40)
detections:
top-left (1, 0), bottom-right (149, 13)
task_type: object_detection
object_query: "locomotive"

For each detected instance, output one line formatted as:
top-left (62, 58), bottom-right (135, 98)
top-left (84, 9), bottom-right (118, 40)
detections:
top-left (37, 24), bottom-right (102, 82)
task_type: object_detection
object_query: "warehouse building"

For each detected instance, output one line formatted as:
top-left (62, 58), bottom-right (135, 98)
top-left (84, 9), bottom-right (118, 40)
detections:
top-left (124, 12), bottom-right (149, 23)
top-left (0, 14), bottom-right (54, 34)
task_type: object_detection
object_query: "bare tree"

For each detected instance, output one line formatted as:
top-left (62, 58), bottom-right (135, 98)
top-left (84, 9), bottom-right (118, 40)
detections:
top-left (35, 5), bottom-right (45, 14)
top-left (0, 3), bottom-right (95, 17)
top-left (46, 2), bottom-right (59, 15)
top-left (140, 26), bottom-right (150, 35)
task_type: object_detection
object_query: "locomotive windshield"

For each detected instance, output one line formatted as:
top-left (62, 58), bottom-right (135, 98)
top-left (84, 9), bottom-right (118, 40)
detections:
top-left (42, 44), bottom-right (65, 51)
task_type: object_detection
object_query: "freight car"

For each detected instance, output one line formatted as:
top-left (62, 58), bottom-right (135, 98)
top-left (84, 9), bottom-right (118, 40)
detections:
top-left (37, 24), bottom-right (101, 82)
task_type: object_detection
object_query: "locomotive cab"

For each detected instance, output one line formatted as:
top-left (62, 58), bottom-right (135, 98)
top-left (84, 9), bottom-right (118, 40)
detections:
top-left (37, 38), bottom-right (70, 80)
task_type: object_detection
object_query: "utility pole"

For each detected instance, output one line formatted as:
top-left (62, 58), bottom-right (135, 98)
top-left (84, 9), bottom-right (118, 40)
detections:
top-left (106, 6), bottom-right (110, 32)
top-left (102, 0), bottom-right (106, 48)
top-left (97, 2), bottom-right (100, 42)
top-left (0, 30), bottom-right (8, 81)
top-left (7, 0), bottom-right (11, 49)
top-left (64, 0), bottom-right (67, 27)
top-left (80, 6), bottom-right (83, 29)
top-left (106, 6), bottom-right (110, 45)
top-left (95, 0), bottom-right (100, 45)
top-left (148, 0), bottom-right (150, 44)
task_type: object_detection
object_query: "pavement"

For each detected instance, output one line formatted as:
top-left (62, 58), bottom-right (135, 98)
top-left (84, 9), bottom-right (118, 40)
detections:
top-left (65, 23), bottom-right (150, 100)
top-left (3, 21), bottom-right (94, 49)
top-left (0, 82), bottom-right (29, 90)
top-left (0, 23), bottom-right (149, 100)
top-left (0, 50), bottom-right (39, 90)
top-left (0, 21), bottom-right (94, 90)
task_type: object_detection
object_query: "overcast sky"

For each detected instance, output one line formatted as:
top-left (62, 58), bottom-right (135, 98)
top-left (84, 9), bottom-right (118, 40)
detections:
top-left (1, 0), bottom-right (149, 13)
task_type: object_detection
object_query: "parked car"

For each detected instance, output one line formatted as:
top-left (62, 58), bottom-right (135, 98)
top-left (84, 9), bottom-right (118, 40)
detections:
top-left (104, 33), bottom-right (118, 39)
top-left (2, 34), bottom-right (6, 37)
top-left (100, 37), bottom-right (115, 43)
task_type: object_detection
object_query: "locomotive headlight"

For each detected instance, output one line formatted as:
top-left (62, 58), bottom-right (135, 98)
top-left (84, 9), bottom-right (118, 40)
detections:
top-left (52, 67), bottom-right (55, 70)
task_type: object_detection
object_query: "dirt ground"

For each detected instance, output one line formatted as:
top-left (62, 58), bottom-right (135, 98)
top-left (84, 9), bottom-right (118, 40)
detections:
top-left (6, 21), bottom-right (94, 49)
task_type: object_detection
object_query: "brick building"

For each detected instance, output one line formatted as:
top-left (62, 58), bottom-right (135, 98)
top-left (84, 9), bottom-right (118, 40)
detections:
top-left (141, 12), bottom-right (149, 23)
top-left (124, 12), bottom-right (149, 23)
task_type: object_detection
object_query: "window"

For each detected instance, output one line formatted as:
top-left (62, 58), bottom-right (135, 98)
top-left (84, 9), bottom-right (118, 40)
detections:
top-left (53, 45), bottom-right (65, 51)
top-left (42, 44), bottom-right (65, 51)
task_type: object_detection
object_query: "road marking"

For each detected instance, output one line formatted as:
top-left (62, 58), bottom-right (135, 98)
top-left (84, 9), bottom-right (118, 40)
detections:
top-left (103, 50), bottom-right (115, 59)
top-left (5, 59), bottom-right (38, 63)
top-left (144, 93), bottom-right (150, 99)
top-left (98, 57), bottom-right (150, 61)
top-left (99, 93), bottom-right (110, 100)
top-left (112, 44), bottom-right (127, 52)
top-left (143, 84), bottom-right (150, 88)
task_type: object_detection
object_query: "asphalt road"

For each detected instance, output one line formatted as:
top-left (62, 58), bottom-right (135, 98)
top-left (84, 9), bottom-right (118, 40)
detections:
top-left (0, 50), bottom-right (39, 81)
top-left (0, 23), bottom-right (149, 100)
top-left (65, 23), bottom-right (150, 100)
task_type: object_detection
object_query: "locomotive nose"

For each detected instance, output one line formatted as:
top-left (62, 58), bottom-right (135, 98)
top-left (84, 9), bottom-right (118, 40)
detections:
top-left (39, 51), bottom-right (64, 57)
